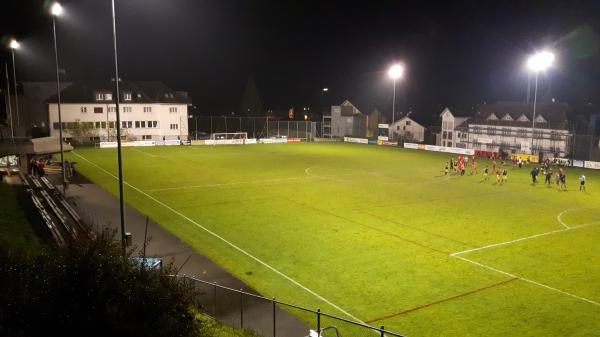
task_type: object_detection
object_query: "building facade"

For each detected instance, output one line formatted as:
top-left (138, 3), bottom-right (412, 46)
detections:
top-left (46, 81), bottom-right (191, 142)
top-left (323, 100), bottom-right (365, 138)
top-left (437, 102), bottom-right (572, 155)
top-left (389, 115), bottom-right (426, 142)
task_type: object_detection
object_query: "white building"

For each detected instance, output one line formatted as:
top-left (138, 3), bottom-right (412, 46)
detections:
top-left (437, 102), bottom-right (571, 155)
top-left (323, 100), bottom-right (365, 138)
top-left (438, 108), bottom-right (470, 148)
top-left (389, 115), bottom-right (426, 142)
top-left (47, 81), bottom-right (190, 142)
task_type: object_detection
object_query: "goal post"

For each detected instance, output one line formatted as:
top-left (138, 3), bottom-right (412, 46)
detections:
top-left (209, 132), bottom-right (248, 145)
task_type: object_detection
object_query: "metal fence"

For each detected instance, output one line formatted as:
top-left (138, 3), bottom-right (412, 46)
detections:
top-left (188, 116), bottom-right (322, 140)
top-left (175, 275), bottom-right (405, 337)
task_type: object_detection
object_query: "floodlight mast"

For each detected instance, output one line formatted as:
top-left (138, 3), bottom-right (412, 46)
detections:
top-left (51, 2), bottom-right (67, 195)
top-left (9, 40), bottom-right (20, 129)
top-left (111, 0), bottom-right (127, 255)
top-left (388, 64), bottom-right (404, 126)
top-left (527, 51), bottom-right (554, 154)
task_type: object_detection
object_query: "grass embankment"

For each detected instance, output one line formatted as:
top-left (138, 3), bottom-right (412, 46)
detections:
top-left (0, 182), bottom-right (40, 249)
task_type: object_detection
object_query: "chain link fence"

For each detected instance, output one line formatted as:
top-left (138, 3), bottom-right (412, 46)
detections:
top-left (187, 117), bottom-right (323, 141)
top-left (176, 275), bottom-right (405, 337)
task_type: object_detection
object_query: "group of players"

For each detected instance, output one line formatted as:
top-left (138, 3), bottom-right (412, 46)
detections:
top-left (443, 155), bottom-right (587, 191)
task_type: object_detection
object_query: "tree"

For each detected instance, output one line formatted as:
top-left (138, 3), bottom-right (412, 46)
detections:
top-left (240, 78), bottom-right (264, 117)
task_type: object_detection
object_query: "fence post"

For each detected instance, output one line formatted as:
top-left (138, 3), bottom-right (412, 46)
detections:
top-left (210, 116), bottom-right (213, 134)
top-left (277, 121), bottom-right (279, 136)
top-left (239, 117), bottom-right (242, 132)
top-left (380, 325), bottom-right (385, 337)
top-left (240, 289), bottom-right (244, 328)
top-left (213, 282), bottom-right (217, 317)
top-left (272, 297), bottom-right (276, 337)
top-left (316, 308), bottom-right (321, 335)
top-left (296, 121), bottom-right (299, 138)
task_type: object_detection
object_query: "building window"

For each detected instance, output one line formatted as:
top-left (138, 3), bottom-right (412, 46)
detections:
top-left (502, 128), bottom-right (511, 136)
top-left (104, 93), bottom-right (112, 101)
top-left (406, 120), bottom-right (411, 126)
top-left (442, 131), bottom-right (447, 139)
top-left (135, 121), bottom-right (140, 128)
top-left (80, 107), bottom-right (87, 113)
top-left (101, 122), bottom-right (107, 129)
top-left (123, 92), bottom-right (132, 101)
top-left (170, 123), bottom-right (178, 130)
top-left (141, 121), bottom-right (146, 128)
top-left (143, 107), bottom-right (152, 113)
top-left (169, 107), bottom-right (178, 113)
top-left (53, 122), bottom-right (60, 130)
top-left (448, 142), bottom-right (453, 147)
top-left (94, 107), bottom-right (103, 114)
top-left (123, 107), bottom-right (132, 113)
top-left (108, 107), bottom-right (116, 113)
top-left (108, 121), bottom-right (115, 128)
top-left (448, 132), bottom-right (453, 139)
top-left (142, 135), bottom-right (152, 140)
top-left (397, 126), bottom-right (400, 131)
top-left (95, 93), bottom-right (103, 101)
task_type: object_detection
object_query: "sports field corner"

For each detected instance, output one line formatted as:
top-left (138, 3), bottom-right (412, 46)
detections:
top-left (67, 142), bottom-right (600, 337)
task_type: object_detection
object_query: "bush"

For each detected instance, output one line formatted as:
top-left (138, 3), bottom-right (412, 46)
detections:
top-left (0, 229), bottom-right (203, 337)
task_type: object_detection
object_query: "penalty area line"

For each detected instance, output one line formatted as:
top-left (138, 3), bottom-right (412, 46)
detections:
top-left (71, 151), bottom-right (368, 325)
top-left (451, 221), bottom-right (600, 256)
top-left (453, 255), bottom-right (600, 307)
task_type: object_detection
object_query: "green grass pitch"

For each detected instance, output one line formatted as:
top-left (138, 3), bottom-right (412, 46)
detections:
top-left (67, 143), bottom-right (600, 337)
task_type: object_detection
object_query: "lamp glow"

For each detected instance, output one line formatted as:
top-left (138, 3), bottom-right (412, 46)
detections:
top-left (9, 40), bottom-right (20, 50)
top-left (527, 51), bottom-right (554, 72)
top-left (51, 2), bottom-right (63, 16)
top-left (388, 64), bottom-right (404, 80)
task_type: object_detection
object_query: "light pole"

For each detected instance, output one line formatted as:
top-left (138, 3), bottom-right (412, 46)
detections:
top-left (9, 40), bottom-right (20, 132)
top-left (111, 0), bottom-right (127, 255)
top-left (388, 64), bottom-right (404, 125)
top-left (50, 2), bottom-right (67, 193)
top-left (4, 62), bottom-right (13, 140)
top-left (526, 51), bottom-right (554, 154)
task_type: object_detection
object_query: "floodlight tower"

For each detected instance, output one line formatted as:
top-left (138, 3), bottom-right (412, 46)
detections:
top-left (50, 2), bottom-right (68, 194)
top-left (526, 51), bottom-right (554, 154)
top-left (9, 39), bottom-right (20, 130)
top-left (388, 64), bottom-right (404, 124)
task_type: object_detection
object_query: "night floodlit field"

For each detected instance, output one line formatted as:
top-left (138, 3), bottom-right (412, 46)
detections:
top-left (67, 143), bottom-right (600, 337)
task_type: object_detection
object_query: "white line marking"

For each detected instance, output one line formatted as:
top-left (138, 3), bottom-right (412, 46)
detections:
top-left (453, 255), bottom-right (600, 307)
top-left (130, 147), bottom-right (159, 158)
top-left (451, 221), bottom-right (600, 256)
top-left (72, 151), bottom-right (367, 324)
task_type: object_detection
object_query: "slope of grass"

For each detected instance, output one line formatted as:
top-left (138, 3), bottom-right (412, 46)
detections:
top-left (67, 143), bottom-right (600, 337)
top-left (0, 183), bottom-right (40, 249)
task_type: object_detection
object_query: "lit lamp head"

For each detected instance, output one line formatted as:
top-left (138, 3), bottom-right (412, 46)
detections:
top-left (388, 64), bottom-right (404, 80)
top-left (9, 39), bottom-right (20, 50)
top-left (527, 51), bottom-right (554, 72)
top-left (51, 2), bottom-right (63, 16)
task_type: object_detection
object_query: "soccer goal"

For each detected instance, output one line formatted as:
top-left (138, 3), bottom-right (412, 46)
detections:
top-left (209, 132), bottom-right (248, 145)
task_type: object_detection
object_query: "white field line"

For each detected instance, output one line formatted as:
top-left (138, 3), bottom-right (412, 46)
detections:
top-left (146, 168), bottom-right (374, 192)
top-left (451, 221), bottom-right (600, 256)
top-left (453, 255), bottom-right (600, 307)
top-left (130, 147), bottom-right (159, 158)
top-left (72, 151), bottom-right (368, 325)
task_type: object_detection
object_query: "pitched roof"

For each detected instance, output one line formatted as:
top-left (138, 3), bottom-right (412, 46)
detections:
top-left (45, 80), bottom-right (191, 104)
top-left (472, 101), bottom-right (568, 128)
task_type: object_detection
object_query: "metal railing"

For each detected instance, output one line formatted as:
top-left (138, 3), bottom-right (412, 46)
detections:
top-left (174, 275), bottom-right (406, 337)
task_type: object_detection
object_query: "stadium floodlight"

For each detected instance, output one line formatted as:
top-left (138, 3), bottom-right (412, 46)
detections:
top-left (9, 40), bottom-right (20, 50)
top-left (527, 50), bottom-right (555, 155)
top-left (388, 63), bottom-right (405, 125)
top-left (322, 88), bottom-right (329, 92)
top-left (51, 2), bottom-right (63, 16)
top-left (527, 51), bottom-right (554, 72)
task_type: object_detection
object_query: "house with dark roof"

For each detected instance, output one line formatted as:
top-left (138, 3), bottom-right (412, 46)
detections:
top-left (46, 80), bottom-right (191, 142)
top-left (467, 101), bottom-right (571, 154)
top-left (389, 114), bottom-right (426, 142)
top-left (438, 108), bottom-right (470, 148)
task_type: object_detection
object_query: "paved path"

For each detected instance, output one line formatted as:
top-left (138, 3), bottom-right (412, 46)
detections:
top-left (60, 175), bottom-right (309, 337)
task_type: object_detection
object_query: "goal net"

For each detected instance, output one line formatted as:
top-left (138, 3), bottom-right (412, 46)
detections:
top-left (209, 132), bottom-right (248, 145)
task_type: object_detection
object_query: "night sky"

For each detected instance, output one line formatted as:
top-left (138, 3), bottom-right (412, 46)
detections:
top-left (1, 0), bottom-right (599, 124)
